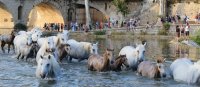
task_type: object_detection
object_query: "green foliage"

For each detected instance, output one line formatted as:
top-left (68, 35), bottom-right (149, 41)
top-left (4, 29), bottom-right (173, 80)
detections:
top-left (163, 22), bottom-right (170, 31)
top-left (191, 29), bottom-right (200, 45)
top-left (14, 23), bottom-right (27, 31)
top-left (94, 30), bottom-right (106, 35)
top-left (158, 22), bottom-right (170, 35)
top-left (112, 0), bottom-right (129, 17)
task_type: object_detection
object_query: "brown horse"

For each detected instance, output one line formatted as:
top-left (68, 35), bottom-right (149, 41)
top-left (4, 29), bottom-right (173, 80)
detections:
top-left (110, 55), bottom-right (129, 72)
top-left (88, 48), bottom-right (114, 72)
top-left (58, 44), bottom-right (70, 62)
top-left (0, 31), bottom-right (16, 53)
top-left (137, 57), bottom-right (166, 78)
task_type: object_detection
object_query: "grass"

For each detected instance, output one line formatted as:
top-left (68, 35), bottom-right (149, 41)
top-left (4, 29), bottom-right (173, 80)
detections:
top-left (190, 29), bottom-right (200, 45)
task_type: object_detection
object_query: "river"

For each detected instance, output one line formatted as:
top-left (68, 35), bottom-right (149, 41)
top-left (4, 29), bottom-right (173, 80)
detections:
top-left (0, 35), bottom-right (200, 87)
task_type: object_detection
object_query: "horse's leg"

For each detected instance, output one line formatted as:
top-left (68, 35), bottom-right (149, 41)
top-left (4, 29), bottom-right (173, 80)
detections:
top-left (8, 44), bottom-right (10, 53)
top-left (17, 53), bottom-right (21, 60)
top-left (1, 41), bottom-right (5, 53)
top-left (12, 44), bottom-right (15, 53)
top-left (67, 56), bottom-right (72, 63)
top-left (25, 55), bottom-right (28, 62)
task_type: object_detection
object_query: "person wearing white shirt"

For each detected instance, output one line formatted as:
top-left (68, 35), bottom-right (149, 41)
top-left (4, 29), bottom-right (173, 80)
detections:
top-left (185, 23), bottom-right (190, 40)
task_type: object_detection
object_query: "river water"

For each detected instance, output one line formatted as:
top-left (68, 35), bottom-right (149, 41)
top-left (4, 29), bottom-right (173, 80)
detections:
top-left (0, 35), bottom-right (200, 87)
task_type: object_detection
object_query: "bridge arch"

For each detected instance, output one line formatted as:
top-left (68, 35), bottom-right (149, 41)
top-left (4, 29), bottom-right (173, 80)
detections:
top-left (27, 1), bottom-right (64, 29)
top-left (0, 1), bottom-right (14, 34)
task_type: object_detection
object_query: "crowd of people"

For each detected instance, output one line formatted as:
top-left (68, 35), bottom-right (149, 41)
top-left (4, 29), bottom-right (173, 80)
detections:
top-left (43, 23), bottom-right (65, 32)
top-left (195, 13), bottom-right (200, 23)
top-left (176, 22), bottom-right (190, 41)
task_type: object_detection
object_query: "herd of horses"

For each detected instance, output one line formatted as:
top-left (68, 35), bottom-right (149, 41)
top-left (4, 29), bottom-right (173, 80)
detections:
top-left (0, 28), bottom-right (200, 84)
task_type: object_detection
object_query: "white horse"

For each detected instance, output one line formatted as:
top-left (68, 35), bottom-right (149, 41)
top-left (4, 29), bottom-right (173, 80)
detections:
top-left (37, 30), bottom-right (69, 47)
top-left (66, 39), bottom-right (98, 62)
top-left (119, 42), bottom-right (146, 70)
top-left (36, 53), bottom-right (61, 79)
top-left (14, 33), bottom-right (33, 60)
top-left (80, 42), bottom-right (98, 54)
top-left (170, 58), bottom-right (200, 84)
top-left (36, 37), bottom-right (56, 63)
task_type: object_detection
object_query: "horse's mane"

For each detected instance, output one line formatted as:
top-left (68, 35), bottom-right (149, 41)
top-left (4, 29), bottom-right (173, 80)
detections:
top-left (56, 34), bottom-right (62, 47)
top-left (154, 65), bottom-right (161, 78)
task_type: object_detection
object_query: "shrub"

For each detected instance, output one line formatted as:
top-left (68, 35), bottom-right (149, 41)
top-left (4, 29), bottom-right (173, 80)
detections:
top-left (163, 22), bottom-right (170, 31)
top-left (158, 22), bottom-right (170, 35)
top-left (191, 29), bottom-right (200, 45)
top-left (94, 30), bottom-right (106, 35)
top-left (14, 23), bottom-right (27, 31)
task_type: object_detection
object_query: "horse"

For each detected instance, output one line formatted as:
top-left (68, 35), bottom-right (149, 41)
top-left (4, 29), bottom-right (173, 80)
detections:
top-left (110, 55), bottom-right (129, 72)
top-left (14, 33), bottom-right (33, 60)
top-left (119, 42), bottom-right (146, 71)
top-left (170, 58), bottom-right (200, 84)
top-left (0, 31), bottom-right (16, 53)
top-left (36, 53), bottom-right (61, 80)
top-left (80, 42), bottom-right (98, 55)
top-left (137, 57), bottom-right (166, 78)
top-left (37, 30), bottom-right (68, 47)
top-left (36, 37), bottom-right (56, 63)
top-left (87, 49), bottom-right (114, 72)
top-left (67, 39), bottom-right (98, 62)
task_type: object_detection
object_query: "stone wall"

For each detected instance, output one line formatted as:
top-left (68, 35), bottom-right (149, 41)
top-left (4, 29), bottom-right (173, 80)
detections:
top-left (170, 2), bottom-right (200, 21)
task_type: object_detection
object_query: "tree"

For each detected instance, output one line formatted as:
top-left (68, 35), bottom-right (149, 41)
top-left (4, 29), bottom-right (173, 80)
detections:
top-left (112, 0), bottom-right (129, 17)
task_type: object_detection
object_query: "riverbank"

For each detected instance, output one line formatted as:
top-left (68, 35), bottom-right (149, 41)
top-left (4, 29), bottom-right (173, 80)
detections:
top-left (69, 31), bottom-right (174, 40)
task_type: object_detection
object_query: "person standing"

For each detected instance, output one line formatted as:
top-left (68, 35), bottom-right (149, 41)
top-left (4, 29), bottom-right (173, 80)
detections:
top-left (176, 25), bottom-right (180, 42)
top-left (185, 23), bottom-right (190, 40)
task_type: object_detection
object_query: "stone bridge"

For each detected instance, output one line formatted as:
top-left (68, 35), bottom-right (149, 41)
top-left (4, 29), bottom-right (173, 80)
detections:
top-left (0, 0), bottom-right (123, 33)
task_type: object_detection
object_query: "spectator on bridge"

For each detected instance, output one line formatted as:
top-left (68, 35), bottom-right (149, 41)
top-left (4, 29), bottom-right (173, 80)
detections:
top-left (176, 25), bottom-right (180, 42)
top-left (61, 23), bottom-right (64, 32)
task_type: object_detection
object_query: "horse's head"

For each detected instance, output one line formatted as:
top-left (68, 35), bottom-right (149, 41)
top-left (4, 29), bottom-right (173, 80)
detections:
top-left (26, 34), bottom-right (33, 46)
top-left (105, 48), bottom-right (114, 64)
top-left (31, 27), bottom-right (42, 34)
top-left (156, 57), bottom-right (166, 78)
top-left (46, 37), bottom-right (56, 52)
top-left (32, 32), bottom-right (42, 42)
top-left (38, 54), bottom-right (53, 79)
top-left (58, 33), bottom-right (68, 45)
top-left (118, 55), bottom-right (129, 67)
top-left (64, 44), bottom-right (71, 55)
top-left (135, 42), bottom-right (146, 63)
top-left (90, 42), bottom-right (98, 54)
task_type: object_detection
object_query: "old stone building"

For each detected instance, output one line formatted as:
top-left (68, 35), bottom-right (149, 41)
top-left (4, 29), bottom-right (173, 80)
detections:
top-left (0, 0), bottom-right (199, 34)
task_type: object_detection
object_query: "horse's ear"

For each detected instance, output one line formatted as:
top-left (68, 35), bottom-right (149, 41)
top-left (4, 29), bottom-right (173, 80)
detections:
top-left (48, 55), bottom-right (51, 59)
top-left (163, 58), bottom-right (166, 62)
top-left (143, 42), bottom-right (147, 46)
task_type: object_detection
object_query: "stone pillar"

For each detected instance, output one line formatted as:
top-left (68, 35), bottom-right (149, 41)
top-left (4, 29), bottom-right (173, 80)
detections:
top-left (85, 0), bottom-right (91, 27)
top-left (159, 0), bottom-right (166, 16)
